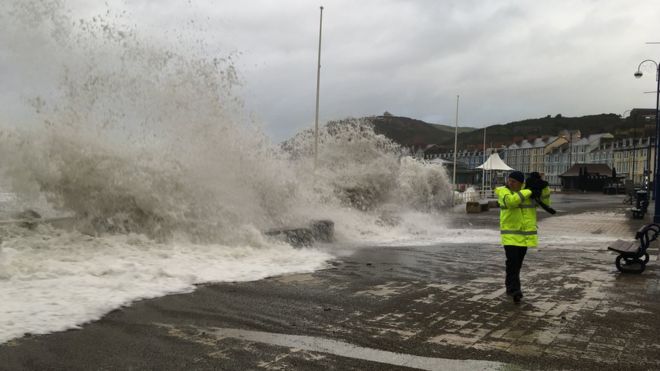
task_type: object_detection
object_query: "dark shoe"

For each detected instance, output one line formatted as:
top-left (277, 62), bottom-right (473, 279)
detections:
top-left (513, 291), bottom-right (523, 303)
top-left (507, 289), bottom-right (522, 297)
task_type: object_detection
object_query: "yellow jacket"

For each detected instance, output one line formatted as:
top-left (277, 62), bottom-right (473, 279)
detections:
top-left (495, 185), bottom-right (549, 247)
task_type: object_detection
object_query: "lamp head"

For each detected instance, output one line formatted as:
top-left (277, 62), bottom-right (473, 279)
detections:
top-left (634, 70), bottom-right (643, 78)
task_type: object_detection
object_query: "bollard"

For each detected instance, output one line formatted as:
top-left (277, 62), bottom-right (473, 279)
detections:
top-left (631, 189), bottom-right (649, 219)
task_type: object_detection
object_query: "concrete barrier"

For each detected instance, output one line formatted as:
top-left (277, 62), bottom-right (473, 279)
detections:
top-left (0, 210), bottom-right (75, 230)
top-left (466, 202), bottom-right (481, 213)
top-left (265, 219), bottom-right (335, 247)
top-left (310, 220), bottom-right (334, 243)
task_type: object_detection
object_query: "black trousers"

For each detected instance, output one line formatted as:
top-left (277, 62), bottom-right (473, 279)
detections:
top-left (504, 245), bottom-right (528, 294)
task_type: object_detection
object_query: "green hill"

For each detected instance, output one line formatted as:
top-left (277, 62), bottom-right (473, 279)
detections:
top-left (366, 114), bottom-right (476, 147)
top-left (456, 113), bottom-right (654, 149)
top-left (363, 111), bottom-right (655, 150)
top-left (428, 123), bottom-right (477, 135)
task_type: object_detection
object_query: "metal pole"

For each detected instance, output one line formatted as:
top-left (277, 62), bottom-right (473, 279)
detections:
top-left (628, 135), bottom-right (635, 187)
top-left (452, 95), bottom-right (460, 191)
top-left (624, 110), bottom-right (637, 183)
top-left (482, 126), bottom-right (486, 197)
top-left (632, 135), bottom-right (636, 184)
top-left (654, 62), bottom-right (660, 222)
top-left (313, 6), bottom-right (323, 171)
top-left (568, 132), bottom-right (572, 168)
top-left (647, 133), bottom-right (652, 177)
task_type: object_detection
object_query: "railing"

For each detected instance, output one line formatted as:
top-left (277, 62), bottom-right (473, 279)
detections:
top-left (452, 187), bottom-right (495, 205)
top-left (452, 191), bottom-right (476, 205)
top-left (479, 188), bottom-right (495, 199)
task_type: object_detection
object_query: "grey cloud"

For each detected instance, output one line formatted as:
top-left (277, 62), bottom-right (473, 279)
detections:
top-left (3, 0), bottom-right (660, 141)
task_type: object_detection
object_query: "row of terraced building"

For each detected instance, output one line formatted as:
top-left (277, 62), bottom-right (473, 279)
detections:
top-left (420, 129), bottom-right (655, 188)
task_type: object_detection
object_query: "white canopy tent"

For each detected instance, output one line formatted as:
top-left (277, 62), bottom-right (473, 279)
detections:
top-left (476, 152), bottom-right (513, 171)
top-left (476, 152), bottom-right (514, 198)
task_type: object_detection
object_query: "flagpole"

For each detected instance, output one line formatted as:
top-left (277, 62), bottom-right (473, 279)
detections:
top-left (313, 6), bottom-right (324, 171)
top-left (452, 95), bottom-right (460, 192)
top-left (482, 126), bottom-right (486, 197)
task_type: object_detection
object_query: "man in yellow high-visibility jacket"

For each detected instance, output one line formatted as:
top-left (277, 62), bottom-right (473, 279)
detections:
top-left (495, 171), bottom-right (550, 303)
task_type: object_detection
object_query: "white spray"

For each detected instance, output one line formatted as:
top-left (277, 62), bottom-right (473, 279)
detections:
top-left (0, 0), bottom-right (454, 343)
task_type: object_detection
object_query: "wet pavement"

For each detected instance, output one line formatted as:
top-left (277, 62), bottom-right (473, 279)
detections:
top-left (1, 193), bottom-right (659, 370)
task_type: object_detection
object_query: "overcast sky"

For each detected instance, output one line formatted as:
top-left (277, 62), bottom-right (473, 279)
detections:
top-left (5, 0), bottom-right (660, 141)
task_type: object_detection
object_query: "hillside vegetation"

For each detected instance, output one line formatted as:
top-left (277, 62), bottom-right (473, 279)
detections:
top-left (359, 112), bottom-right (654, 150)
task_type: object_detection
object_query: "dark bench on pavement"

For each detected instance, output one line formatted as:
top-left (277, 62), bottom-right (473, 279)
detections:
top-left (607, 223), bottom-right (659, 273)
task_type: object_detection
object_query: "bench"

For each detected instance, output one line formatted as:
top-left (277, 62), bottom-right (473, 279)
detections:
top-left (607, 223), bottom-right (659, 273)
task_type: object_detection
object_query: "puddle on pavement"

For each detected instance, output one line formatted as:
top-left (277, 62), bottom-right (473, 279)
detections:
top-left (169, 325), bottom-right (506, 370)
top-left (354, 281), bottom-right (412, 298)
top-left (272, 273), bottom-right (318, 284)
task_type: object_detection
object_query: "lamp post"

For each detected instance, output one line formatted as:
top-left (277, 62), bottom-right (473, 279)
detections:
top-left (634, 59), bottom-right (660, 222)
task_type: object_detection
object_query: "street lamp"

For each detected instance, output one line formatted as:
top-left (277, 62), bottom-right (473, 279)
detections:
top-left (634, 59), bottom-right (660, 222)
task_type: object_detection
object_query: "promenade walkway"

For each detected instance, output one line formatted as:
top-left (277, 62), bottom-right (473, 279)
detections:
top-left (1, 194), bottom-right (658, 370)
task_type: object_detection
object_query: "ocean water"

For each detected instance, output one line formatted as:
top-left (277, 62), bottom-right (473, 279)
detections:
top-left (0, 222), bottom-right (333, 343)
